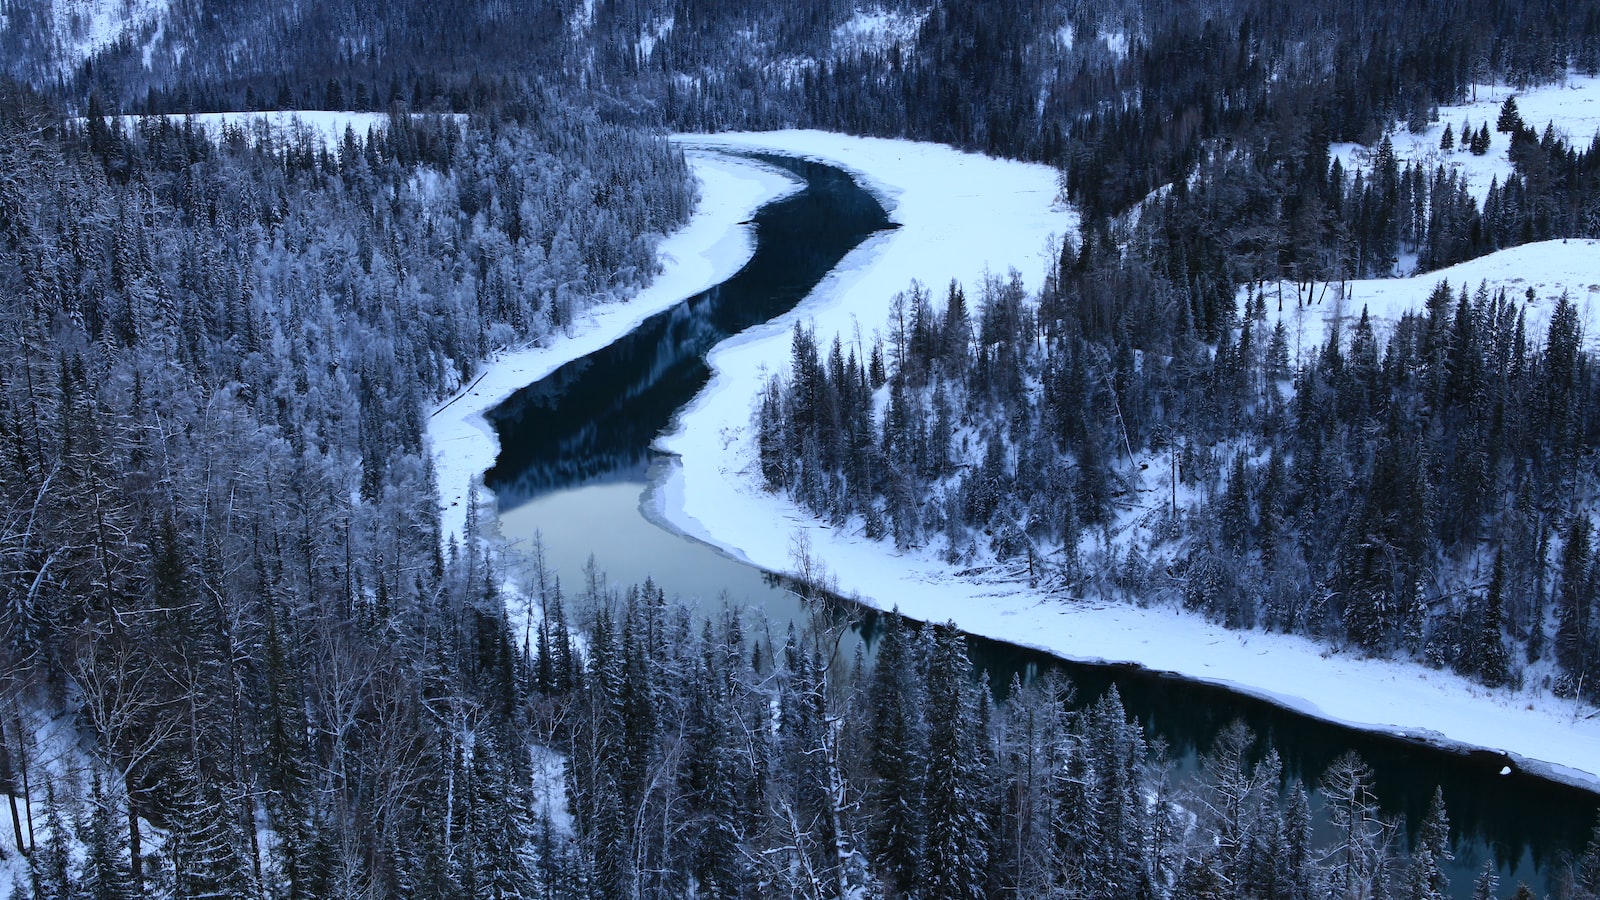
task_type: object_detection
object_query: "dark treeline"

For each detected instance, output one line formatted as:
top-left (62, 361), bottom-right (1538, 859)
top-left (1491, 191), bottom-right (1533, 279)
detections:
top-left (1127, 101), bottom-right (1600, 343)
top-left (757, 256), bottom-right (1600, 697)
top-left (1116, 109), bottom-right (1600, 349)
top-left (26, 0), bottom-right (1600, 314)
top-left (24, 0), bottom-right (1599, 145)
top-left (0, 77), bottom-right (689, 896)
top-left (544, 583), bottom-right (1600, 900)
top-left (19, 0), bottom-right (1600, 299)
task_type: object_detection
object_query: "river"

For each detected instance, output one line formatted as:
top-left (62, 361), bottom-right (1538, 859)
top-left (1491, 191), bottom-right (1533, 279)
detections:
top-left (485, 152), bottom-right (1598, 897)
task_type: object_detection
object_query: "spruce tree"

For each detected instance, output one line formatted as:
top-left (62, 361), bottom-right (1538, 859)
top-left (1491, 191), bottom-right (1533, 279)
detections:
top-left (1478, 552), bottom-right (1512, 688)
top-left (866, 611), bottom-right (924, 897)
top-left (1497, 96), bottom-right (1524, 133)
top-left (1470, 862), bottom-right (1498, 900)
top-left (917, 623), bottom-right (989, 900)
top-left (1406, 787), bottom-right (1452, 900)
top-left (30, 782), bottom-right (72, 900)
top-left (1556, 514), bottom-right (1596, 696)
top-left (81, 776), bottom-right (132, 900)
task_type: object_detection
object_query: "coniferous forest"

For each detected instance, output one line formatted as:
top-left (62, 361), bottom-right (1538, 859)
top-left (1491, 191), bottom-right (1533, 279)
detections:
top-left (3, 0), bottom-right (1600, 896)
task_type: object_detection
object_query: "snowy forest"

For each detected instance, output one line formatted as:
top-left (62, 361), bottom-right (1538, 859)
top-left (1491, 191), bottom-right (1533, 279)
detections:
top-left (0, 80), bottom-right (696, 897)
top-left (755, 95), bottom-right (1600, 694)
top-left (3, 0), bottom-right (1600, 896)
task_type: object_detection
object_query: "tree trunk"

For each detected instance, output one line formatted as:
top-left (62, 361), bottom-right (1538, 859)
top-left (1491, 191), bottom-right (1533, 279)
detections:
top-left (13, 714), bottom-right (32, 853)
top-left (0, 717), bottom-right (23, 854)
top-left (127, 770), bottom-right (143, 894)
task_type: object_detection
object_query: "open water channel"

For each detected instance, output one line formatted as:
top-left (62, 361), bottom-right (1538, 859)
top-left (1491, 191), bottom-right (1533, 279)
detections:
top-left (484, 152), bottom-right (1599, 897)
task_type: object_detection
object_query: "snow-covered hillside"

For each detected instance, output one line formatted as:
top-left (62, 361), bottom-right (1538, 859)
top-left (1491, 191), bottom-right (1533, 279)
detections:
top-left (99, 111), bottom-right (465, 151)
top-left (1, 0), bottom-right (172, 72)
top-left (831, 7), bottom-right (927, 56)
top-left (1260, 238), bottom-right (1600, 363)
top-left (1332, 74), bottom-right (1600, 205)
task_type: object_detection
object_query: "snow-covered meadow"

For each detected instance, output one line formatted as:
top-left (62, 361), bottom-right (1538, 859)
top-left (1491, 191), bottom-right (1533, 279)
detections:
top-left (642, 132), bottom-right (1600, 793)
top-left (98, 111), bottom-right (463, 151)
top-left (1332, 73), bottom-right (1600, 207)
top-left (1262, 237), bottom-right (1600, 364)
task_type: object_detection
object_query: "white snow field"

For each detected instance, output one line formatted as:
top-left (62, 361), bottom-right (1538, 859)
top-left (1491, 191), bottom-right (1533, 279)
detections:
top-left (1332, 74), bottom-right (1600, 207)
top-left (427, 150), bottom-right (800, 549)
top-left (643, 131), bottom-right (1600, 792)
top-left (1259, 237), bottom-right (1600, 364)
top-left (100, 111), bottom-right (464, 150)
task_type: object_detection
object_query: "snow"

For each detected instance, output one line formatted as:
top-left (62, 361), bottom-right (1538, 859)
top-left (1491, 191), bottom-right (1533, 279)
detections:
top-left (637, 15), bottom-right (674, 61)
top-left (569, 0), bottom-right (596, 42)
top-left (1331, 74), bottom-right (1600, 206)
top-left (0, 698), bottom-right (153, 898)
top-left (1101, 31), bottom-right (1130, 59)
top-left (832, 7), bottom-right (928, 55)
top-left (529, 744), bottom-right (574, 836)
top-left (99, 111), bottom-right (463, 152)
top-left (1256, 239), bottom-right (1600, 365)
top-left (426, 150), bottom-right (801, 549)
top-left (418, 124), bottom-right (1600, 793)
top-left (41, 0), bottom-right (170, 71)
top-left (641, 131), bottom-right (1600, 794)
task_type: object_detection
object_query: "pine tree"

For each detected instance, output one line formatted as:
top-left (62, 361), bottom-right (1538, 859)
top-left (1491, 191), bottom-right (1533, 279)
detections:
top-left (463, 731), bottom-right (538, 900)
top-left (1060, 686), bottom-right (1155, 900)
top-left (1573, 821), bottom-right (1600, 900)
top-left (80, 776), bottom-right (132, 900)
top-left (1219, 452), bottom-right (1253, 553)
top-left (1471, 123), bottom-right (1492, 155)
top-left (167, 755), bottom-right (256, 900)
top-left (1556, 514), bottom-right (1596, 696)
top-left (866, 611), bottom-right (924, 897)
top-left (1405, 787), bottom-right (1452, 900)
top-left (30, 782), bottom-right (72, 900)
top-left (992, 672), bottom-right (1071, 898)
top-left (1497, 96), bottom-right (1524, 133)
top-left (1478, 552), bottom-right (1512, 688)
top-left (679, 623), bottom-right (747, 897)
top-left (1470, 862), bottom-right (1498, 900)
top-left (1282, 783), bottom-right (1321, 900)
top-left (918, 623), bottom-right (989, 900)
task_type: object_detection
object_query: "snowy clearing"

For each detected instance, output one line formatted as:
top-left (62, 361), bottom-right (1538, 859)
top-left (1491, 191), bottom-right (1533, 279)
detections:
top-left (1332, 73), bottom-right (1600, 206)
top-left (97, 111), bottom-right (467, 151)
top-left (832, 7), bottom-right (927, 55)
top-left (427, 150), bottom-right (801, 549)
top-left (648, 131), bottom-right (1600, 793)
top-left (1259, 238), bottom-right (1600, 365)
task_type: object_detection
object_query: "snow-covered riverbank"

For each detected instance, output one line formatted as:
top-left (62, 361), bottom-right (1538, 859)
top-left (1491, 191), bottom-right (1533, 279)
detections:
top-left (426, 150), bottom-right (799, 547)
top-left (648, 131), bottom-right (1600, 793)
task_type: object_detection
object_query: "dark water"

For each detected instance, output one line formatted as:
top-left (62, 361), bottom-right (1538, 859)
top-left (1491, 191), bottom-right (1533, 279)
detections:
top-left (487, 152), bottom-right (1599, 897)
top-left (484, 154), bottom-right (894, 499)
